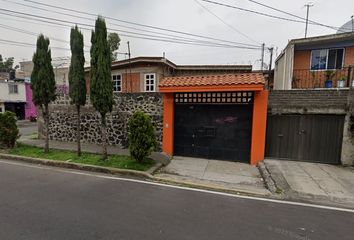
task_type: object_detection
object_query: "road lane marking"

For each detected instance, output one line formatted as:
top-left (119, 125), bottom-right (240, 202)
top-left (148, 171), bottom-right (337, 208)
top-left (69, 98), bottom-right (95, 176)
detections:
top-left (1, 159), bottom-right (353, 213)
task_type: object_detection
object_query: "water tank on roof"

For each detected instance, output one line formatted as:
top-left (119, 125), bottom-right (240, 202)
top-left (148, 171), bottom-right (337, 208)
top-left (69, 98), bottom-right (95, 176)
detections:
top-left (337, 20), bottom-right (354, 33)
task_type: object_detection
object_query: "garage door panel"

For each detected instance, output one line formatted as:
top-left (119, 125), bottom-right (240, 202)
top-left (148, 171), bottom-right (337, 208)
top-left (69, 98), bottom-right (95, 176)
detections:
top-left (174, 103), bottom-right (253, 162)
top-left (266, 114), bottom-right (344, 164)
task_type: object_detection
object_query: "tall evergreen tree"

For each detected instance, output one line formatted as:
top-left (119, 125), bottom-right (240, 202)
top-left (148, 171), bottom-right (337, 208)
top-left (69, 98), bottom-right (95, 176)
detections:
top-left (90, 17), bottom-right (113, 160)
top-left (69, 26), bottom-right (86, 156)
top-left (31, 35), bottom-right (56, 153)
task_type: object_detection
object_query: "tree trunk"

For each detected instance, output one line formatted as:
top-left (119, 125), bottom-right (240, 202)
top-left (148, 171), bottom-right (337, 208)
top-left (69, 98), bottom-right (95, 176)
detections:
top-left (44, 103), bottom-right (49, 154)
top-left (77, 105), bottom-right (81, 157)
top-left (101, 113), bottom-right (108, 160)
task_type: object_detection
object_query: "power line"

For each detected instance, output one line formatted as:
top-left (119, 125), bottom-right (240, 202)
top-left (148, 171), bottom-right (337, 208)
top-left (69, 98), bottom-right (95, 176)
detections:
top-left (19, 0), bottom-right (260, 47)
top-left (201, 0), bottom-right (308, 23)
top-left (0, 8), bottom-right (261, 49)
top-left (193, 0), bottom-right (260, 44)
top-left (1, 0), bottom-right (260, 48)
top-left (247, 0), bottom-right (349, 32)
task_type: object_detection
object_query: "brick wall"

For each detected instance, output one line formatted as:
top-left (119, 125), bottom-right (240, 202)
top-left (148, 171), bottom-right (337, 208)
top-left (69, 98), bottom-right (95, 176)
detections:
top-left (268, 89), bottom-right (350, 113)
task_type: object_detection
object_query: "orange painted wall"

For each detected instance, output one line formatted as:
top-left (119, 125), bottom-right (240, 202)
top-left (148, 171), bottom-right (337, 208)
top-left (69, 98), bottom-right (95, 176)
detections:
top-left (250, 90), bottom-right (268, 165)
top-left (293, 50), bottom-right (311, 70)
top-left (344, 46), bottom-right (354, 66)
top-left (162, 93), bottom-right (174, 156)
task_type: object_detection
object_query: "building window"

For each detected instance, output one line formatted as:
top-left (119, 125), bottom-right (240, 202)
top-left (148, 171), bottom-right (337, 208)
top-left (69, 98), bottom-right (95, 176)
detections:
top-left (112, 74), bottom-right (122, 92)
top-left (311, 48), bottom-right (344, 70)
top-left (144, 73), bottom-right (156, 92)
top-left (9, 84), bottom-right (18, 94)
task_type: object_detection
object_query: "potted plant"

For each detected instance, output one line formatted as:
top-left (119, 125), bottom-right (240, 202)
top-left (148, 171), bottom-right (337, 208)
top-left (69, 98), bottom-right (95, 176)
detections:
top-left (337, 76), bottom-right (347, 88)
top-left (324, 70), bottom-right (335, 88)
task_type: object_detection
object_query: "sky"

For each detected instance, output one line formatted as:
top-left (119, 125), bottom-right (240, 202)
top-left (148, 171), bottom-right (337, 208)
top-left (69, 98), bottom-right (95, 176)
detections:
top-left (0, 0), bottom-right (353, 69)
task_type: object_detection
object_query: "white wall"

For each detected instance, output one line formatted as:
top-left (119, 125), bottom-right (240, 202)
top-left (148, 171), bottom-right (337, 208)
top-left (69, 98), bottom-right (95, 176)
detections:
top-left (273, 44), bottom-right (294, 90)
top-left (0, 103), bottom-right (4, 113)
top-left (0, 82), bottom-right (26, 102)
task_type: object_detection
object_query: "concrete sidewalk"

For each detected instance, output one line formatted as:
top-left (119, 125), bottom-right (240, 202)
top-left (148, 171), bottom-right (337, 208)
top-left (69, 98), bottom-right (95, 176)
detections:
top-left (155, 156), bottom-right (270, 196)
top-left (264, 159), bottom-right (354, 209)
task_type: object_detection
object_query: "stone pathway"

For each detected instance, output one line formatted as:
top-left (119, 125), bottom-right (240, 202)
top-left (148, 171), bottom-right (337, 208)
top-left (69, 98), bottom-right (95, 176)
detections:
top-left (265, 159), bottom-right (354, 208)
top-left (156, 156), bottom-right (270, 196)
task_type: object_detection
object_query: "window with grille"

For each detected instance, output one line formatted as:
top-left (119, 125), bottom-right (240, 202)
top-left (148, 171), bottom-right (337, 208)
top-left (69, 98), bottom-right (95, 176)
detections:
top-left (8, 84), bottom-right (18, 94)
top-left (144, 73), bottom-right (156, 92)
top-left (174, 92), bottom-right (254, 104)
top-left (112, 74), bottom-right (122, 92)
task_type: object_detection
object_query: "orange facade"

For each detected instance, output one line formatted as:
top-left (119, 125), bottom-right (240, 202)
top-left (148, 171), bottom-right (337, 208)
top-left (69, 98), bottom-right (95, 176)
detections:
top-left (161, 88), bottom-right (268, 166)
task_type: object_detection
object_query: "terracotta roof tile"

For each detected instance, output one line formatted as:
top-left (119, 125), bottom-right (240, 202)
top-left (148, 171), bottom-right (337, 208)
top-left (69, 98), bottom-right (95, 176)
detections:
top-left (159, 73), bottom-right (265, 88)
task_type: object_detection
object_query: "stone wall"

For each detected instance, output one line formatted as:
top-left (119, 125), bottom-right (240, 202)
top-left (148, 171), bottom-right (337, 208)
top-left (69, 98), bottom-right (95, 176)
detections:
top-left (38, 93), bottom-right (163, 149)
top-left (268, 89), bottom-right (354, 166)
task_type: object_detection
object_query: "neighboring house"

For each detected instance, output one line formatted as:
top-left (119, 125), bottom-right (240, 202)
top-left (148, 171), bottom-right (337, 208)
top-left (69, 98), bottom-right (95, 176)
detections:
top-left (274, 32), bottom-right (354, 90)
top-left (0, 80), bottom-right (27, 119)
top-left (159, 73), bottom-right (268, 165)
top-left (84, 56), bottom-right (253, 93)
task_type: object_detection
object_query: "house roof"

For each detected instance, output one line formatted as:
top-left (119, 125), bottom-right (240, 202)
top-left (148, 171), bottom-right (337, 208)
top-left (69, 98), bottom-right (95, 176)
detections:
top-left (84, 56), bottom-right (252, 72)
top-left (275, 31), bottom-right (354, 63)
top-left (159, 73), bottom-right (265, 92)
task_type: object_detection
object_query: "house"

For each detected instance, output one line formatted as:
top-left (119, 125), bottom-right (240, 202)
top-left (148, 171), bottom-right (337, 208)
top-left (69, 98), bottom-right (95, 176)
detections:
top-left (274, 32), bottom-right (354, 90)
top-left (0, 80), bottom-right (27, 119)
top-left (84, 56), bottom-right (253, 93)
top-left (159, 73), bottom-right (268, 165)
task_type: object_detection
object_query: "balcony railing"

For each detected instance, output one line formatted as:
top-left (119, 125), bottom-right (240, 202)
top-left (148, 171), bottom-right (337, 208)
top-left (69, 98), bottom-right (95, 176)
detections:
top-left (292, 66), bottom-right (354, 89)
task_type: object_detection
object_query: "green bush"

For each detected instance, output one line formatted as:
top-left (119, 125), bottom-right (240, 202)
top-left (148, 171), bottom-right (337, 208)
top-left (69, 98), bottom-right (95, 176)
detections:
top-left (128, 111), bottom-right (157, 163)
top-left (0, 111), bottom-right (20, 148)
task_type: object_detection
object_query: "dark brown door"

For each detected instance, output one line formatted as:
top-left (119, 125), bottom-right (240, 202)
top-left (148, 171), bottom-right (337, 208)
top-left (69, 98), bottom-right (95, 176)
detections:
top-left (265, 114), bottom-right (344, 164)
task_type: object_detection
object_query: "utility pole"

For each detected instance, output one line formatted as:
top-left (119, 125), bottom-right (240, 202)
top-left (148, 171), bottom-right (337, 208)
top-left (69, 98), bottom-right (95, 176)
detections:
top-left (304, 3), bottom-right (314, 38)
top-left (260, 43), bottom-right (265, 71)
top-left (127, 41), bottom-right (132, 92)
top-left (267, 47), bottom-right (274, 90)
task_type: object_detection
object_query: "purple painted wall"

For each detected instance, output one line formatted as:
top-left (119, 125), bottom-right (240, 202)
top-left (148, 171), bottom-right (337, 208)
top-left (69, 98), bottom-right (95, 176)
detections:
top-left (25, 83), bottom-right (37, 119)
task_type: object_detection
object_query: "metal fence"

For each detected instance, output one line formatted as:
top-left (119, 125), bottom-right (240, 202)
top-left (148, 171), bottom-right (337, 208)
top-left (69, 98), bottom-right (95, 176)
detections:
top-left (292, 66), bottom-right (354, 89)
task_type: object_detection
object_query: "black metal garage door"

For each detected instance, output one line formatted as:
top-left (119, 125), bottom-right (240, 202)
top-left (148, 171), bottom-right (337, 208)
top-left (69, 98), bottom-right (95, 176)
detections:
top-left (265, 115), bottom-right (345, 164)
top-left (174, 92), bottom-right (253, 162)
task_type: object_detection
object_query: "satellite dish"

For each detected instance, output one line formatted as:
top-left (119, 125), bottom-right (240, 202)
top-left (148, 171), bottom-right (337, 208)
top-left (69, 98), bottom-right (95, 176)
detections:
top-left (337, 20), bottom-right (354, 33)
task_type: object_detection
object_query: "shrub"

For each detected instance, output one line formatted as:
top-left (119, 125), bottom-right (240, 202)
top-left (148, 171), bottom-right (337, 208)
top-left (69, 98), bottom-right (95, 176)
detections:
top-left (0, 111), bottom-right (20, 148)
top-left (128, 111), bottom-right (157, 163)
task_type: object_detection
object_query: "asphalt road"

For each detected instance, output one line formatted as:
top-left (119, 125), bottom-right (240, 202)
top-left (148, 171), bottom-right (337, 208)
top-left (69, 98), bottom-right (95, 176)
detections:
top-left (0, 160), bottom-right (353, 240)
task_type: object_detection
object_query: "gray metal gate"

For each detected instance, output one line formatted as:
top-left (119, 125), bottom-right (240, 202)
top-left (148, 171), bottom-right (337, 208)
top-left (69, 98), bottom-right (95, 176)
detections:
top-left (265, 114), bottom-right (344, 164)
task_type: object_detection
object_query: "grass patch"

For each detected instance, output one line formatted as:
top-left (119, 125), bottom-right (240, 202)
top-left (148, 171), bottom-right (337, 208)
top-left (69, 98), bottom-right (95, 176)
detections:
top-left (8, 144), bottom-right (154, 171)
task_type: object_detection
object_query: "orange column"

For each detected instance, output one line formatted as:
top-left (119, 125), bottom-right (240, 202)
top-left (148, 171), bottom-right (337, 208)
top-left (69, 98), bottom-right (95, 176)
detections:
top-left (250, 90), bottom-right (269, 165)
top-left (162, 93), bottom-right (174, 156)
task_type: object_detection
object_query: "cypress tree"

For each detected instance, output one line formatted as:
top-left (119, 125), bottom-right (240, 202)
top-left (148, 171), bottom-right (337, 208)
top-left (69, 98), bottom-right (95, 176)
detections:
top-left (90, 17), bottom-right (113, 160)
top-left (31, 34), bottom-right (56, 153)
top-left (69, 26), bottom-right (86, 156)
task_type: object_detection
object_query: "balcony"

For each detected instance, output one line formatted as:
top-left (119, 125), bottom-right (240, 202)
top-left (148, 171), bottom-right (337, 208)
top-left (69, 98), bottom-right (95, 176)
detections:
top-left (292, 67), bottom-right (354, 89)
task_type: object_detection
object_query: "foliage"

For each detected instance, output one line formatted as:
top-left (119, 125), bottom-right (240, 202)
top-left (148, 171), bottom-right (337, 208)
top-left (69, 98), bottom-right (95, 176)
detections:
top-left (0, 111), bottom-right (20, 148)
top-left (107, 32), bottom-right (121, 61)
top-left (69, 25), bottom-right (86, 106)
top-left (9, 144), bottom-right (154, 171)
top-left (31, 34), bottom-right (56, 153)
top-left (90, 17), bottom-right (114, 160)
top-left (0, 55), bottom-right (14, 70)
top-left (324, 70), bottom-right (335, 80)
top-left (128, 111), bottom-right (157, 163)
top-left (90, 17), bottom-right (114, 116)
top-left (69, 25), bottom-right (86, 156)
top-left (31, 35), bottom-right (56, 107)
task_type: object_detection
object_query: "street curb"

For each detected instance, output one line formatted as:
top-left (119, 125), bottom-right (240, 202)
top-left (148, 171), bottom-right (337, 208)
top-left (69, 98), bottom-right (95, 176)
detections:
top-left (0, 153), bottom-right (277, 199)
top-left (0, 153), bottom-right (154, 180)
top-left (152, 176), bottom-right (275, 199)
top-left (257, 161), bottom-right (279, 194)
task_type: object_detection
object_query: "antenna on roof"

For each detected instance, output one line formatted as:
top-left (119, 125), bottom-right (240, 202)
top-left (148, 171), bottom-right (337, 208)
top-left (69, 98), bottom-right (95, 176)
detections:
top-left (304, 3), bottom-right (314, 38)
top-left (163, 52), bottom-right (166, 59)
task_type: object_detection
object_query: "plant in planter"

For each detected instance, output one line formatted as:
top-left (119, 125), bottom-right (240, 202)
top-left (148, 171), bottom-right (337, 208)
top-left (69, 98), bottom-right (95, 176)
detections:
top-left (337, 76), bottom-right (347, 88)
top-left (324, 70), bottom-right (335, 88)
